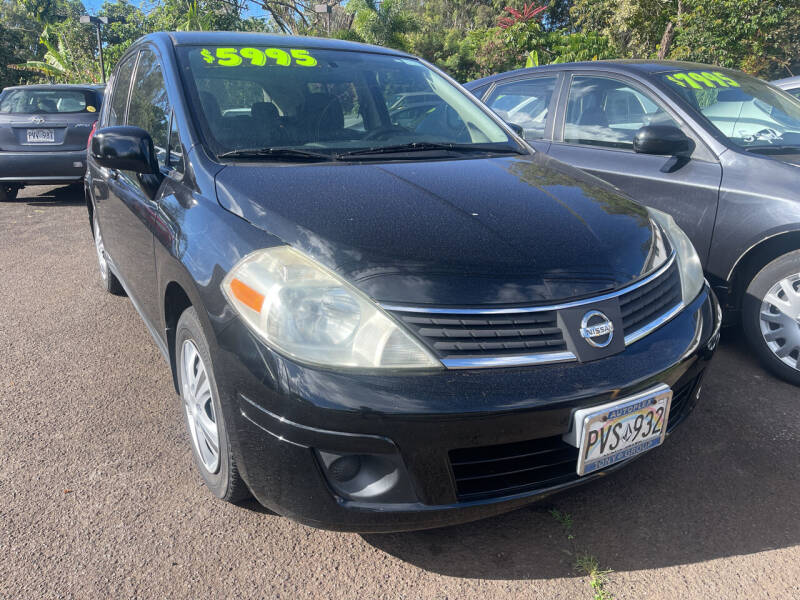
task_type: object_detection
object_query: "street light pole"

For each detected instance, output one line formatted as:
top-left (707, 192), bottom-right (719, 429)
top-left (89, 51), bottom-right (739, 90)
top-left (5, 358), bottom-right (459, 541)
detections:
top-left (80, 15), bottom-right (111, 83)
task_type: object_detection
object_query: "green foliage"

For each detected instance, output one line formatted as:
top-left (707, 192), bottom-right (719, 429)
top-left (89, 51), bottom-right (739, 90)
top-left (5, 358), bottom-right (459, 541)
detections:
top-left (3, 0), bottom-right (798, 90)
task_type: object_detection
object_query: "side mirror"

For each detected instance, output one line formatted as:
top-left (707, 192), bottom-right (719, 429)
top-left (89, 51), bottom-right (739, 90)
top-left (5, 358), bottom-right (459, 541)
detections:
top-left (633, 125), bottom-right (692, 157)
top-left (91, 126), bottom-right (159, 174)
top-left (506, 121), bottom-right (525, 137)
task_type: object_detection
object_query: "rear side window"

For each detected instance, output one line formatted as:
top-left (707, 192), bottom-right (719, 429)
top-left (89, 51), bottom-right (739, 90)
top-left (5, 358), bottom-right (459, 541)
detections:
top-left (0, 89), bottom-right (97, 114)
top-left (127, 49), bottom-right (171, 168)
top-left (107, 55), bottom-right (137, 126)
top-left (485, 77), bottom-right (557, 140)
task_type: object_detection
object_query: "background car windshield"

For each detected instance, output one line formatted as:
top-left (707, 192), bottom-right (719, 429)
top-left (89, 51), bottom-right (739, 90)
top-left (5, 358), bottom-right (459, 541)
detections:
top-left (661, 69), bottom-right (800, 148)
top-left (0, 89), bottom-right (97, 114)
top-left (178, 46), bottom-right (513, 156)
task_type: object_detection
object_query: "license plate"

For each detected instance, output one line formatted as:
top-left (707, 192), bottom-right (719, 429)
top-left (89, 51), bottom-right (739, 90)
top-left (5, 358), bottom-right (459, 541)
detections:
top-left (27, 128), bottom-right (55, 143)
top-left (574, 384), bottom-right (672, 476)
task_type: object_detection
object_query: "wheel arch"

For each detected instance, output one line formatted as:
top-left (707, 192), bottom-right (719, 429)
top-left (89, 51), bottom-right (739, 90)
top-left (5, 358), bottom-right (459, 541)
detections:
top-left (727, 229), bottom-right (800, 311)
top-left (163, 280), bottom-right (194, 393)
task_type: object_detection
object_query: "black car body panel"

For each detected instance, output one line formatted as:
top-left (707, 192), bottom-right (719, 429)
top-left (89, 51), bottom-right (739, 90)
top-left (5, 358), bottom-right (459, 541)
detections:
top-left (215, 152), bottom-right (659, 306)
top-left (466, 61), bottom-right (800, 312)
top-left (86, 35), bottom-right (719, 531)
top-left (0, 84), bottom-right (103, 185)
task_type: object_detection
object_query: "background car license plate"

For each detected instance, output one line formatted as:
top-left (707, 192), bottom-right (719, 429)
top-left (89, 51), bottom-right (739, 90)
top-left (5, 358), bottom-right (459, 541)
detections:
top-left (27, 129), bottom-right (55, 143)
top-left (576, 385), bottom-right (672, 476)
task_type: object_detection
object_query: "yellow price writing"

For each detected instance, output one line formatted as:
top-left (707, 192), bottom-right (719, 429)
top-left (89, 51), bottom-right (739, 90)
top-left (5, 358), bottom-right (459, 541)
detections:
top-left (200, 47), bottom-right (318, 68)
top-left (665, 71), bottom-right (740, 89)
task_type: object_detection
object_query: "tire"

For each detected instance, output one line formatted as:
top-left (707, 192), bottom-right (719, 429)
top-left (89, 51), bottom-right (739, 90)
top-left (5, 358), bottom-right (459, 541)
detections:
top-left (176, 307), bottom-right (250, 503)
top-left (92, 213), bottom-right (125, 295)
top-left (0, 184), bottom-right (19, 202)
top-left (742, 249), bottom-right (800, 386)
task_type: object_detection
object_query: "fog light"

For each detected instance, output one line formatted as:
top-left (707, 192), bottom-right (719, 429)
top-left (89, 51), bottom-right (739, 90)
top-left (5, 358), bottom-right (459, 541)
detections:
top-left (328, 455), bottom-right (361, 482)
top-left (316, 450), bottom-right (417, 503)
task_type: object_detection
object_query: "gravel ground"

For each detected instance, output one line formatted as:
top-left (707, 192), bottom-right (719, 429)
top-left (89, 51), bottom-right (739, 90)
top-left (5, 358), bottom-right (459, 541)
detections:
top-left (1, 185), bottom-right (798, 600)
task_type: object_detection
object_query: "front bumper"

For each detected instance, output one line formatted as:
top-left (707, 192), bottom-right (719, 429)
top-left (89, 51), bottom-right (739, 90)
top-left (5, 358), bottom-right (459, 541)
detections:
top-left (0, 150), bottom-right (87, 184)
top-left (212, 285), bottom-right (721, 532)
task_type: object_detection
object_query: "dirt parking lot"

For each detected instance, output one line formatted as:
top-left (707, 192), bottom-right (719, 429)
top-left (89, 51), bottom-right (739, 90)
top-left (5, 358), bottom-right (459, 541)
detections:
top-left (1, 185), bottom-right (798, 599)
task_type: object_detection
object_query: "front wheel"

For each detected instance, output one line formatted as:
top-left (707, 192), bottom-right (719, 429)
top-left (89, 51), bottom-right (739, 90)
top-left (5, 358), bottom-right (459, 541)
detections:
top-left (176, 307), bottom-right (250, 503)
top-left (742, 250), bottom-right (800, 386)
top-left (92, 214), bottom-right (125, 295)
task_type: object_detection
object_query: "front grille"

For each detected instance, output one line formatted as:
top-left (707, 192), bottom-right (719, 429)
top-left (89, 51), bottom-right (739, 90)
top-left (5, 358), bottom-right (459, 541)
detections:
top-left (386, 254), bottom-right (682, 367)
top-left (449, 370), bottom-right (704, 502)
top-left (620, 261), bottom-right (682, 336)
top-left (392, 311), bottom-right (567, 360)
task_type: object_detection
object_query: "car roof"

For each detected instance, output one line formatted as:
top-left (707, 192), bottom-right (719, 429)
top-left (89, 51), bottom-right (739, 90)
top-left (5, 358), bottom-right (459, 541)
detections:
top-left (137, 31), bottom-right (412, 58)
top-left (465, 59), bottom-right (738, 88)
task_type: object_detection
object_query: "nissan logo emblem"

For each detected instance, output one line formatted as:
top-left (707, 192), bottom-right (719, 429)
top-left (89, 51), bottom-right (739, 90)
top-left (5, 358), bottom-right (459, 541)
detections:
top-left (580, 310), bottom-right (614, 348)
top-left (31, 116), bottom-right (45, 125)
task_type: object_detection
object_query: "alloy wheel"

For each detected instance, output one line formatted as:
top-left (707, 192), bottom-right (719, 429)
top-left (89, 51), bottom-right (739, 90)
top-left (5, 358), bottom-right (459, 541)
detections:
top-left (759, 273), bottom-right (800, 371)
top-left (180, 339), bottom-right (220, 473)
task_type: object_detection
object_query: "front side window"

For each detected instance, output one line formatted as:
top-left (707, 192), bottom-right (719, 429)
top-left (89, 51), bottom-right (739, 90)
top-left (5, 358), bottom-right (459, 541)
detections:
top-left (485, 76), bottom-right (557, 140)
top-left (127, 49), bottom-right (170, 168)
top-left (661, 69), bottom-right (800, 152)
top-left (565, 76), bottom-right (678, 150)
top-left (0, 89), bottom-right (98, 114)
top-left (177, 46), bottom-right (517, 160)
top-left (107, 55), bottom-right (136, 127)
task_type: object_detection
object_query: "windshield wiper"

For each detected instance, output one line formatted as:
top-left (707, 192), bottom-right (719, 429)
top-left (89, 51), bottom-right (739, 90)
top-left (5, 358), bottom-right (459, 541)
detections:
top-left (217, 147), bottom-right (336, 161)
top-left (744, 144), bottom-right (800, 154)
top-left (337, 142), bottom-right (526, 159)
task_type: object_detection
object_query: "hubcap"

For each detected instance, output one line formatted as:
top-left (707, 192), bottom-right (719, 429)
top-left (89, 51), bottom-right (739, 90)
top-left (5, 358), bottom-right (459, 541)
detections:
top-left (93, 217), bottom-right (108, 281)
top-left (180, 340), bottom-right (220, 473)
top-left (759, 273), bottom-right (800, 371)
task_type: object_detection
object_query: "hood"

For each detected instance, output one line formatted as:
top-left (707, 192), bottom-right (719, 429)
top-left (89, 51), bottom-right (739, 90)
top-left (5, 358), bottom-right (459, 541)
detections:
top-left (215, 152), bottom-right (660, 306)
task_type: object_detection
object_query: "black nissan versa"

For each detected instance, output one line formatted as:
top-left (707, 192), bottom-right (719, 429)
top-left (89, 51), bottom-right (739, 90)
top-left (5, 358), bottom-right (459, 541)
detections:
top-left (85, 32), bottom-right (720, 532)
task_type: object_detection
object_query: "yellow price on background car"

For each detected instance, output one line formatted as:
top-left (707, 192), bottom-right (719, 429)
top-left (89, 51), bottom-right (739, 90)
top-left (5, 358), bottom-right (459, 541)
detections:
top-left (200, 47), bottom-right (318, 68)
top-left (665, 71), bottom-right (740, 89)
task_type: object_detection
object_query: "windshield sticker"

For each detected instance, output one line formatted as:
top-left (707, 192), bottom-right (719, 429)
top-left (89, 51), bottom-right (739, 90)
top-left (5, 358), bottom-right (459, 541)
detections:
top-left (200, 47), bottom-right (317, 68)
top-left (86, 105), bottom-right (96, 112)
top-left (665, 71), bottom-right (740, 89)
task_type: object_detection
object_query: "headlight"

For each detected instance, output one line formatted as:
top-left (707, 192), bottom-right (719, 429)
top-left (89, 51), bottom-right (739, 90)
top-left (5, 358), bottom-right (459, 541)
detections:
top-left (647, 208), bottom-right (704, 305)
top-left (221, 246), bottom-right (441, 369)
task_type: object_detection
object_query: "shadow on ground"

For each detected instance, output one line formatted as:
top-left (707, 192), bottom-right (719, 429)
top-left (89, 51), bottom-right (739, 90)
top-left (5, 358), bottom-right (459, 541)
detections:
top-left (10, 183), bottom-right (86, 206)
top-left (364, 330), bottom-right (800, 579)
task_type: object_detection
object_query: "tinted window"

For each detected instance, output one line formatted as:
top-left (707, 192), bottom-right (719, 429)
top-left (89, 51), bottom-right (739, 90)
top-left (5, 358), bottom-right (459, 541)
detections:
top-left (565, 76), bottom-right (678, 150)
top-left (179, 46), bottom-right (513, 157)
top-left (485, 77), bottom-right (557, 140)
top-left (788, 88), bottom-right (800, 100)
top-left (107, 55), bottom-right (136, 126)
top-left (127, 49), bottom-right (170, 167)
top-left (0, 89), bottom-right (98, 114)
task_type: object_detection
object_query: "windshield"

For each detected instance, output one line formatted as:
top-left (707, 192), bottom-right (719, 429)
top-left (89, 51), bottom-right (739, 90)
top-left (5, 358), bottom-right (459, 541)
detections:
top-left (660, 68), bottom-right (800, 150)
top-left (177, 45), bottom-right (517, 159)
top-left (0, 89), bottom-right (99, 114)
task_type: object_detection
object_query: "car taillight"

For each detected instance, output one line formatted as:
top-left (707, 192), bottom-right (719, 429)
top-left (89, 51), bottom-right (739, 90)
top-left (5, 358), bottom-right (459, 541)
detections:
top-left (87, 121), bottom-right (97, 150)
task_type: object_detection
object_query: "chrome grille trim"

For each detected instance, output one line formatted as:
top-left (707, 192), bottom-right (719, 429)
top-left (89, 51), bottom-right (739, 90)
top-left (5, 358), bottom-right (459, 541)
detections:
top-left (380, 251), bottom-right (676, 315)
top-left (441, 351), bottom-right (577, 369)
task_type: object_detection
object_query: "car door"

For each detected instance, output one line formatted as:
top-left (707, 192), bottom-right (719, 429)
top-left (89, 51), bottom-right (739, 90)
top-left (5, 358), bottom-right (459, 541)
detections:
top-left (547, 72), bottom-right (722, 266)
top-left (480, 74), bottom-right (561, 153)
top-left (103, 47), bottom-right (171, 327)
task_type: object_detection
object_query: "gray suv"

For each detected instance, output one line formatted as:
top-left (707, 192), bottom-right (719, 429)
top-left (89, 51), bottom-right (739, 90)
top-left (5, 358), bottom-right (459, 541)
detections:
top-left (0, 84), bottom-right (103, 201)
top-left (467, 61), bottom-right (800, 385)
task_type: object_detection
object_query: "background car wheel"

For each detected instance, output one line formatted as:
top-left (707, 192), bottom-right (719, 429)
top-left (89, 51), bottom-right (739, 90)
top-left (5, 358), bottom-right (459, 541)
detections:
top-left (742, 250), bottom-right (800, 386)
top-left (176, 307), bottom-right (250, 503)
top-left (0, 184), bottom-right (19, 202)
top-left (92, 214), bottom-right (125, 295)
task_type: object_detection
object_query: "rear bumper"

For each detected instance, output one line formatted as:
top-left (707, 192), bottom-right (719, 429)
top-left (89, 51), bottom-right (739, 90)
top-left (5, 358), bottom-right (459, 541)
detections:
top-left (212, 285), bottom-right (721, 532)
top-left (0, 150), bottom-right (87, 184)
